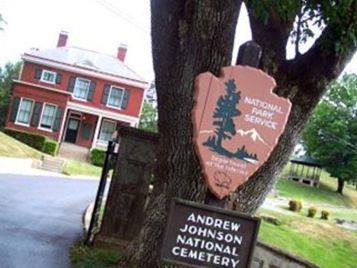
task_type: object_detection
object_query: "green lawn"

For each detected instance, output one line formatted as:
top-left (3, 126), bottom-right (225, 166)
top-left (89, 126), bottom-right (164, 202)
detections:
top-left (257, 208), bottom-right (357, 268)
top-left (0, 131), bottom-right (43, 159)
top-left (62, 159), bottom-right (102, 177)
top-left (277, 169), bottom-right (357, 208)
top-left (259, 166), bottom-right (357, 267)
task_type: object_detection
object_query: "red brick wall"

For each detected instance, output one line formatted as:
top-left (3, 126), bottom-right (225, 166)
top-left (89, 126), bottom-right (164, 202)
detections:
top-left (76, 113), bottom-right (97, 148)
top-left (5, 83), bottom-right (69, 141)
top-left (21, 61), bottom-right (144, 118)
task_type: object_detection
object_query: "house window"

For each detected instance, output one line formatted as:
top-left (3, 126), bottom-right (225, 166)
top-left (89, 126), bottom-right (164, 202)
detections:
top-left (98, 120), bottom-right (116, 142)
top-left (73, 78), bottom-right (90, 100)
top-left (16, 98), bottom-right (34, 125)
top-left (41, 70), bottom-right (57, 84)
top-left (40, 103), bottom-right (57, 130)
top-left (107, 87), bottom-right (124, 108)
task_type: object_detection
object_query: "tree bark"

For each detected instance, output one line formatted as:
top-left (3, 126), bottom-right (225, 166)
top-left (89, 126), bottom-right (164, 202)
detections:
top-left (122, 1), bottom-right (356, 266)
top-left (337, 177), bottom-right (344, 195)
top-left (122, 1), bottom-right (242, 267)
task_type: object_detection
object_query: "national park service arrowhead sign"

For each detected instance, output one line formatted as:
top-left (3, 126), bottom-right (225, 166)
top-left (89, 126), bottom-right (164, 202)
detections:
top-left (193, 65), bottom-right (292, 199)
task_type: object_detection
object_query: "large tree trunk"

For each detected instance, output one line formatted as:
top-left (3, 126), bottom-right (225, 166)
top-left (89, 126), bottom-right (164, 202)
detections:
top-left (337, 178), bottom-right (344, 195)
top-left (122, 1), bottom-right (356, 267)
top-left (122, 1), bottom-right (242, 267)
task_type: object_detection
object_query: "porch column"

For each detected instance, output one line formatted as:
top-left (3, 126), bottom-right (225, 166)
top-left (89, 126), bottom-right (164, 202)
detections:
top-left (58, 108), bottom-right (69, 142)
top-left (91, 115), bottom-right (103, 149)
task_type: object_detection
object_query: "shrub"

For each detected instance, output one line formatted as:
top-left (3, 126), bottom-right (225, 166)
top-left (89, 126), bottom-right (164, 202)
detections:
top-left (4, 129), bottom-right (46, 151)
top-left (90, 148), bottom-right (106, 167)
top-left (4, 129), bottom-right (60, 156)
top-left (261, 215), bottom-right (282, 226)
top-left (43, 140), bottom-right (59, 156)
top-left (307, 207), bottom-right (317, 218)
top-left (321, 210), bottom-right (330, 220)
top-left (289, 200), bottom-right (302, 212)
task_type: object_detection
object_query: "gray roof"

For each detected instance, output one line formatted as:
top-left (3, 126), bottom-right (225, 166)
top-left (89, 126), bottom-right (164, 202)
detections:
top-left (24, 46), bottom-right (146, 83)
top-left (290, 155), bottom-right (321, 167)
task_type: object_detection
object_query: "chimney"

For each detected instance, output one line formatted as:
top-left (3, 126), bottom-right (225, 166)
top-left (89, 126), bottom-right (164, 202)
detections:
top-left (117, 44), bottom-right (127, 62)
top-left (57, 31), bottom-right (68, 47)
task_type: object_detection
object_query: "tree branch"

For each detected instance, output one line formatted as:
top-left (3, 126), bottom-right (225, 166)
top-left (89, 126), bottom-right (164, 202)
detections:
top-left (279, 22), bottom-right (356, 100)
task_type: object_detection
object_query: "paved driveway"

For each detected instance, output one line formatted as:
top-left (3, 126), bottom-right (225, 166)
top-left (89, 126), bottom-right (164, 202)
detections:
top-left (0, 173), bottom-right (99, 268)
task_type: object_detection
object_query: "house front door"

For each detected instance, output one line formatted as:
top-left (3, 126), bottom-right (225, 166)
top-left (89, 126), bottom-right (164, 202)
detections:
top-left (65, 118), bottom-right (80, 143)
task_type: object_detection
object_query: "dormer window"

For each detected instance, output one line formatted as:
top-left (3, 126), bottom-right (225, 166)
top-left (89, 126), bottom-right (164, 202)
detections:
top-left (73, 78), bottom-right (91, 100)
top-left (40, 70), bottom-right (57, 84)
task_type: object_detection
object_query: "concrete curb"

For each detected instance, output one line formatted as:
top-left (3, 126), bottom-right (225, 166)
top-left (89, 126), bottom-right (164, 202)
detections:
top-left (82, 202), bottom-right (94, 234)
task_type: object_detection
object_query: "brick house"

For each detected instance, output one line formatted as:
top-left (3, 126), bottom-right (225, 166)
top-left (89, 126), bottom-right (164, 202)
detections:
top-left (5, 31), bottom-right (147, 157)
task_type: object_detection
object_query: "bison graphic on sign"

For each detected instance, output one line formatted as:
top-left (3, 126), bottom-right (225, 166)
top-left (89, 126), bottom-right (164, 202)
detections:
top-left (193, 66), bottom-right (291, 199)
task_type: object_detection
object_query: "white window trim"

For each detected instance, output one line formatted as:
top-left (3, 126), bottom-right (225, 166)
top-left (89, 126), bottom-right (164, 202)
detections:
top-left (72, 77), bottom-right (91, 101)
top-left (38, 102), bottom-right (58, 132)
top-left (15, 97), bottom-right (34, 127)
top-left (40, 70), bottom-right (57, 84)
top-left (97, 118), bottom-right (117, 144)
top-left (106, 85), bottom-right (125, 110)
top-left (67, 101), bottom-right (138, 125)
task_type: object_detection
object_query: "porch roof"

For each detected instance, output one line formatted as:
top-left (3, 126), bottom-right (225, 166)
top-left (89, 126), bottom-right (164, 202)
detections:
top-left (67, 101), bottom-right (139, 126)
top-left (290, 156), bottom-right (321, 168)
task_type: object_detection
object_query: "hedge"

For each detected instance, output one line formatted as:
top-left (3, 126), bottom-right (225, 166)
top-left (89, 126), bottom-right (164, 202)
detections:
top-left (4, 129), bottom-right (46, 151)
top-left (4, 129), bottom-right (58, 156)
top-left (43, 140), bottom-right (59, 156)
top-left (90, 148), bottom-right (106, 167)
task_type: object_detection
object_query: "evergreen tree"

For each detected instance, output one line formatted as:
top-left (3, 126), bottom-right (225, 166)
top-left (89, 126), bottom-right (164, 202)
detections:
top-left (204, 79), bottom-right (241, 155)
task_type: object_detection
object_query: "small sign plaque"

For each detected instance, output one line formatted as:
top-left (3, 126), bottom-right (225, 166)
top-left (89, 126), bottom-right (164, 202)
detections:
top-left (193, 65), bottom-right (292, 198)
top-left (161, 198), bottom-right (260, 268)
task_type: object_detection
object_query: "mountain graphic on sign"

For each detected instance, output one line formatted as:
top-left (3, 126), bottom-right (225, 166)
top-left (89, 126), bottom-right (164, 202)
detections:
top-left (236, 128), bottom-right (270, 147)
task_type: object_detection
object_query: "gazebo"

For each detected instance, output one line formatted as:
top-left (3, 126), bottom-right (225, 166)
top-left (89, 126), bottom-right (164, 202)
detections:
top-left (288, 156), bottom-right (322, 187)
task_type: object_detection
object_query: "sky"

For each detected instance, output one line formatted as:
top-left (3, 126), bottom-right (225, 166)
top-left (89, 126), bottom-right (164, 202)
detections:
top-left (0, 0), bottom-right (355, 82)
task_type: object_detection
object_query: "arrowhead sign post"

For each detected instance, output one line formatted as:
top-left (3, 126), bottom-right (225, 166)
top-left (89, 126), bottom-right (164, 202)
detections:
top-left (193, 65), bottom-right (291, 199)
top-left (161, 62), bottom-right (292, 268)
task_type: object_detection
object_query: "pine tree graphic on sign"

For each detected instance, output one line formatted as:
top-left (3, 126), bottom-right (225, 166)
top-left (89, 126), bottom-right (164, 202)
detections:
top-left (203, 78), bottom-right (258, 161)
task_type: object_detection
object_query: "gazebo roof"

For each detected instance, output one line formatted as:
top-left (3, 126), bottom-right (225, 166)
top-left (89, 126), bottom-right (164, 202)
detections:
top-left (290, 155), bottom-right (321, 167)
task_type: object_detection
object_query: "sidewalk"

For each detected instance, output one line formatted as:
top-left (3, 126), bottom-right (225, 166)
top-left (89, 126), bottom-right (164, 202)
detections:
top-left (0, 156), bottom-right (99, 180)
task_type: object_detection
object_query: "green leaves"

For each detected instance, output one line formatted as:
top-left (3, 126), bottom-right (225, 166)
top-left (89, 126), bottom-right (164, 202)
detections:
top-left (302, 74), bottom-right (357, 188)
top-left (139, 101), bottom-right (158, 132)
top-left (247, 0), bottom-right (356, 53)
top-left (0, 61), bottom-right (21, 127)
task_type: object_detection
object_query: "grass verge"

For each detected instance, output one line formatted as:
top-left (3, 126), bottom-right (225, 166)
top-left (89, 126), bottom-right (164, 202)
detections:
top-left (258, 208), bottom-right (357, 268)
top-left (0, 131), bottom-right (43, 159)
top-left (277, 169), bottom-right (357, 208)
top-left (62, 159), bottom-right (102, 177)
top-left (70, 242), bottom-right (120, 268)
